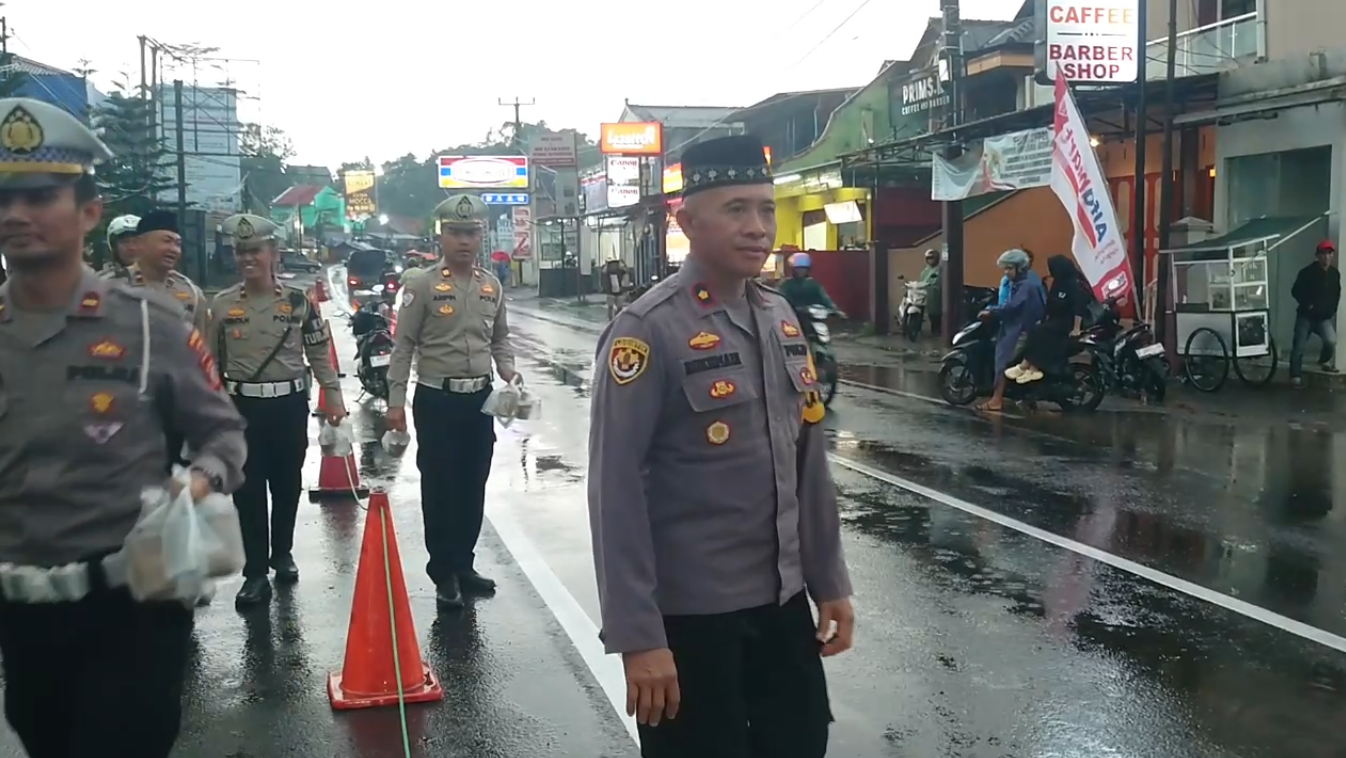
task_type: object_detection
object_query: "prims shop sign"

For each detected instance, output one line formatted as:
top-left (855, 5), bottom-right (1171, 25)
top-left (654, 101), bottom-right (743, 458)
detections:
top-left (1045, 0), bottom-right (1140, 83)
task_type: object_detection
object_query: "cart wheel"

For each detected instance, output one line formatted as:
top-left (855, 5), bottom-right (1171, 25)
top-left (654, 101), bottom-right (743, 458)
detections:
top-left (1233, 337), bottom-right (1278, 387)
top-left (1183, 327), bottom-right (1230, 393)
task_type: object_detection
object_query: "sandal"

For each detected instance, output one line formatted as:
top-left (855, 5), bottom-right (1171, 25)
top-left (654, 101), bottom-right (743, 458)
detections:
top-left (975, 402), bottom-right (1004, 413)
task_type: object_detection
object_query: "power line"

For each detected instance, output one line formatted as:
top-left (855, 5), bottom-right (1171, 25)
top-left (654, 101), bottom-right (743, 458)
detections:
top-left (784, 0), bottom-right (874, 71)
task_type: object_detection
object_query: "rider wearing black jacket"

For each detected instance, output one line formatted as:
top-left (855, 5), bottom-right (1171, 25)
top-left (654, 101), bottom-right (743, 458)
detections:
top-left (1006, 255), bottom-right (1092, 384)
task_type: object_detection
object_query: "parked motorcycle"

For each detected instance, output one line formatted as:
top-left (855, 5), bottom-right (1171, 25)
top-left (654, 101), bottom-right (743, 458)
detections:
top-left (938, 316), bottom-right (1104, 412)
top-left (796, 304), bottom-right (840, 407)
top-left (350, 290), bottom-right (395, 400)
top-left (900, 280), bottom-right (928, 341)
top-left (1081, 300), bottom-right (1168, 403)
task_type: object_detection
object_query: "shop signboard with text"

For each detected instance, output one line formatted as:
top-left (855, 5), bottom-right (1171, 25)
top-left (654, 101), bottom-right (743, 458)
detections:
top-left (581, 169), bottom-right (608, 214)
top-left (438, 155), bottom-right (530, 189)
top-left (527, 131), bottom-right (578, 168)
top-left (512, 206), bottom-right (533, 260)
top-left (1038, 0), bottom-right (1139, 83)
top-left (930, 127), bottom-right (1054, 200)
top-left (605, 156), bottom-right (641, 208)
top-left (342, 169), bottom-right (377, 221)
top-left (600, 122), bottom-right (663, 155)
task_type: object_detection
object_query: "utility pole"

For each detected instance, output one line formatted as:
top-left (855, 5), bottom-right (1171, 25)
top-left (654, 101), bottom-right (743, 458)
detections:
top-left (1154, 0), bottom-right (1179, 342)
top-left (498, 97), bottom-right (534, 147)
top-left (1130, 0), bottom-right (1149, 313)
top-left (173, 80), bottom-right (200, 283)
top-left (939, 0), bottom-right (965, 342)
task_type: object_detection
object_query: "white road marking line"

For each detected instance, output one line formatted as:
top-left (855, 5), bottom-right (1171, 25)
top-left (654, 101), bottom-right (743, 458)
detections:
top-left (829, 453), bottom-right (1346, 655)
top-left (485, 505), bottom-right (640, 744)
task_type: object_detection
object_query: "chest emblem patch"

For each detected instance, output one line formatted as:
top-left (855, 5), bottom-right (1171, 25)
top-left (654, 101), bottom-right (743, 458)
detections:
top-left (709, 379), bottom-right (736, 399)
top-left (90, 392), bottom-right (115, 414)
top-left (84, 422), bottom-right (123, 444)
top-left (88, 339), bottom-right (125, 360)
top-left (227, 306), bottom-right (246, 318)
top-left (438, 304), bottom-right (455, 315)
top-left (781, 321), bottom-right (801, 338)
top-left (705, 421), bottom-right (731, 445)
top-left (688, 331), bottom-right (720, 350)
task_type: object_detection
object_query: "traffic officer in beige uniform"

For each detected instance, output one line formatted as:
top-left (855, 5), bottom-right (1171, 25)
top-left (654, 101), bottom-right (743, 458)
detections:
top-left (101, 210), bottom-right (207, 334)
top-left (587, 135), bottom-right (854, 757)
top-left (100, 213), bottom-right (140, 277)
top-left (387, 193), bottom-right (516, 610)
top-left (208, 213), bottom-right (347, 609)
top-left (0, 97), bottom-right (246, 758)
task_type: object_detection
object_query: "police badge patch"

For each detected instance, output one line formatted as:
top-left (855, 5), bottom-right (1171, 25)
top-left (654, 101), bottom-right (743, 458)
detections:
top-left (607, 337), bottom-right (650, 385)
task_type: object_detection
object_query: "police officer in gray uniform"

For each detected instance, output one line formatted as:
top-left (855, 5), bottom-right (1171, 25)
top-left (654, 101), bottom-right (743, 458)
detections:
top-left (208, 213), bottom-right (346, 609)
top-left (100, 210), bottom-right (207, 334)
top-left (587, 135), bottom-right (855, 757)
top-left (100, 213), bottom-right (140, 278)
top-left (387, 193), bottom-right (515, 610)
top-left (0, 97), bottom-right (247, 758)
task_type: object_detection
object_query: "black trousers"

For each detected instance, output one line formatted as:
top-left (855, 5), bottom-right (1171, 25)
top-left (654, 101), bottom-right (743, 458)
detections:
top-left (639, 593), bottom-right (833, 758)
top-left (412, 384), bottom-right (495, 585)
top-left (0, 582), bottom-right (194, 758)
top-left (232, 392), bottom-right (310, 578)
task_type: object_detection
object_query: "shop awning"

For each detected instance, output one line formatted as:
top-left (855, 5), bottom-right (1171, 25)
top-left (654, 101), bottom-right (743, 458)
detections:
top-left (1160, 214), bottom-right (1328, 257)
top-left (842, 73), bottom-right (1219, 169)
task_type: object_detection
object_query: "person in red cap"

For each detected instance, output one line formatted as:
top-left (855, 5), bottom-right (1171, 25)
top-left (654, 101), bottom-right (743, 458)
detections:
top-left (1289, 239), bottom-right (1341, 386)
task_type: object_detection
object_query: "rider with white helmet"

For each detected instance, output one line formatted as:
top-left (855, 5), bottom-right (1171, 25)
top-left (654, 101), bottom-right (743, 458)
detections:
top-left (101, 214), bottom-right (141, 277)
top-left (780, 251), bottom-right (844, 316)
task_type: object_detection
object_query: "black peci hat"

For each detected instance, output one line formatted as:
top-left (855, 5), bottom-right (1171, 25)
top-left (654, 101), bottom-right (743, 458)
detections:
top-left (679, 135), bottom-right (772, 197)
top-left (135, 210), bottom-right (179, 235)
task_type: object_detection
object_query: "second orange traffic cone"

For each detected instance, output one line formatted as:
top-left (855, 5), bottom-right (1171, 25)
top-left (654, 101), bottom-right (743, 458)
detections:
top-left (328, 491), bottom-right (443, 710)
top-left (309, 420), bottom-right (369, 501)
top-left (327, 324), bottom-right (345, 378)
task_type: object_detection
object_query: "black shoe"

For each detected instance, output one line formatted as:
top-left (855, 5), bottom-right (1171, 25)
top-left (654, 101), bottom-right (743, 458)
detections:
top-left (271, 554), bottom-right (300, 584)
top-left (457, 570), bottom-right (497, 595)
top-left (435, 576), bottom-right (464, 610)
top-left (235, 577), bottom-right (272, 609)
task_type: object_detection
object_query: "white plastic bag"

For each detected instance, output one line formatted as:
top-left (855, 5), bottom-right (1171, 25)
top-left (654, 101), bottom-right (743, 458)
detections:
top-left (481, 376), bottom-right (539, 428)
top-left (381, 429), bottom-right (411, 455)
top-left (116, 467), bottom-right (244, 605)
top-left (319, 421), bottom-right (353, 456)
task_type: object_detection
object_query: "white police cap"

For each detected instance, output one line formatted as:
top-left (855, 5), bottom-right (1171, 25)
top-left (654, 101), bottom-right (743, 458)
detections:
top-left (433, 194), bottom-right (487, 229)
top-left (221, 213), bottom-right (280, 247)
top-left (0, 98), bottom-right (114, 189)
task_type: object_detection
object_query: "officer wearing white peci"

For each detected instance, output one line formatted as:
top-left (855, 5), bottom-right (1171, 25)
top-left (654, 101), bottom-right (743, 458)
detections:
top-left (386, 193), bottom-right (515, 610)
top-left (0, 97), bottom-right (247, 757)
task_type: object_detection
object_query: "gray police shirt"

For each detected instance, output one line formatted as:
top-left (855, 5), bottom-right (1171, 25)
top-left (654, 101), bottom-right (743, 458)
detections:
top-left (0, 267), bottom-right (247, 566)
top-left (587, 257), bottom-right (851, 655)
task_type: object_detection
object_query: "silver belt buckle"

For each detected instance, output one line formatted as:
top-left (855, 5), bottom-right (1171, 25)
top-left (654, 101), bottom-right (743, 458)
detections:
top-left (261, 382), bottom-right (278, 398)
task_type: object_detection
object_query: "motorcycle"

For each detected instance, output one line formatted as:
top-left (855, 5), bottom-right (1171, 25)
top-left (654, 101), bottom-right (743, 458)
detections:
top-left (1081, 300), bottom-right (1168, 403)
top-left (938, 316), bottom-right (1105, 412)
top-left (900, 281), bottom-right (928, 341)
top-left (795, 304), bottom-right (840, 407)
top-left (350, 289), bottom-right (395, 400)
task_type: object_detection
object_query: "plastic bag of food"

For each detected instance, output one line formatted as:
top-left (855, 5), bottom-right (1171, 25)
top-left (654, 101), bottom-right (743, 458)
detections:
top-left (318, 421), bottom-right (353, 456)
top-left (482, 376), bottom-right (539, 428)
top-left (381, 429), bottom-right (411, 455)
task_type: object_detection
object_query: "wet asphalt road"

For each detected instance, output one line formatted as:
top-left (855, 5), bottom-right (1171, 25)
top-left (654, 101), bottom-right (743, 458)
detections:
top-left (1, 273), bottom-right (1343, 757)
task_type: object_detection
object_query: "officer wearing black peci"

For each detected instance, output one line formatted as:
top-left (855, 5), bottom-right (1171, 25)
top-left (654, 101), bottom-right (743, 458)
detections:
top-left (0, 97), bottom-right (247, 758)
top-left (208, 213), bottom-right (346, 609)
top-left (386, 193), bottom-right (516, 610)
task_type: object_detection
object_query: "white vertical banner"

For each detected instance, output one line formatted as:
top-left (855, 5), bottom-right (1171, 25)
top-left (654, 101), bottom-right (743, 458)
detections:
top-left (1049, 72), bottom-right (1134, 306)
top-left (512, 207), bottom-right (533, 260)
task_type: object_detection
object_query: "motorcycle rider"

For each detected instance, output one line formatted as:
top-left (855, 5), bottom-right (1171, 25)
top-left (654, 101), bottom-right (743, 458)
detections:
top-left (978, 249), bottom-right (1045, 412)
top-left (1006, 255), bottom-right (1091, 384)
top-left (780, 252), bottom-right (844, 317)
top-left (101, 213), bottom-right (141, 277)
top-left (920, 249), bottom-right (942, 337)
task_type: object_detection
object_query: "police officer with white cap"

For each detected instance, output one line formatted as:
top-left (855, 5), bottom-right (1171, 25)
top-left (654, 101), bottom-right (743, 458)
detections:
top-left (387, 193), bottom-right (515, 610)
top-left (587, 135), bottom-right (853, 756)
top-left (0, 98), bottom-right (247, 757)
top-left (208, 212), bottom-right (346, 609)
top-left (100, 213), bottom-right (140, 277)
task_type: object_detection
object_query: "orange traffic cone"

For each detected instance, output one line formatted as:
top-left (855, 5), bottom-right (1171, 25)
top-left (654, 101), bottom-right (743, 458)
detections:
top-left (314, 277), bottom-right (329, 303)
top-left (327, 327), bottom-right (346, 378)
top-left (309, 422), bottom-right (370, 501)
top-left (328, 491), bottom-right (443, 710)
top-left (311, 381), bottom-right (328, 418)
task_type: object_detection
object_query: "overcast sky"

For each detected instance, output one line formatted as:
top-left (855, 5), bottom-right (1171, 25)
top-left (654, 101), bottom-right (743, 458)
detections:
top-left (13, 0), bottom-right (1022, 168)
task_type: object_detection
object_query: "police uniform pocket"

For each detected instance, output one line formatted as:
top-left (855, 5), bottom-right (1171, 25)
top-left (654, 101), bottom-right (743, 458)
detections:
top-left (681, 369), bottom-right (758, 413)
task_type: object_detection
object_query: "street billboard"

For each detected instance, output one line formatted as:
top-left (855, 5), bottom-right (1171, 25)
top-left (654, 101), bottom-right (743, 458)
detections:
top-left (528, 131), bottom-right (578, 168)
top-left (1039, 0), bottom-right (1140, 83)
top-left (438, 155), bottom-right (530, 189)
top-left (600, 122), bottom-right (663, 155)
top-left (342, 169), bottom-right (377, 221)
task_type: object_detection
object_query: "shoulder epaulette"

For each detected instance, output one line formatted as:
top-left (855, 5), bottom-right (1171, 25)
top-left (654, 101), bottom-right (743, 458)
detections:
top-left (623, 277), bottom-right (679, 319)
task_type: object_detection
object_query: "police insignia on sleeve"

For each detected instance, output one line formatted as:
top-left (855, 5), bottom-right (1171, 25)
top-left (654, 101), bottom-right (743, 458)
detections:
top-left (401, 290), bottom-right (416, 308)
top-left (705, 421), bottom-right (731, 445)
top-left (188, 328), bottom-right (223, 391)
top-left (607, 337), bottom-right (650, 385)
top-left (687, 331), bottom-right (720, 350)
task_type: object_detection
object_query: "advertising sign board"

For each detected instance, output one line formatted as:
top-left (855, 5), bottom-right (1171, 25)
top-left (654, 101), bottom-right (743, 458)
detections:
top-left (438, 155), bottom-right (530, 189)
top-left (528, 131), bottom-right (578, 168)
top-left (600, 122), bottom-right (663, 155)
top-left (1042, 0), bottom-right (1140, 83)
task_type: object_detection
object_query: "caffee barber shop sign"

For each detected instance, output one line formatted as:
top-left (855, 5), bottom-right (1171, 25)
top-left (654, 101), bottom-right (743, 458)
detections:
top-left (899, 65), bottom-right (951, 117)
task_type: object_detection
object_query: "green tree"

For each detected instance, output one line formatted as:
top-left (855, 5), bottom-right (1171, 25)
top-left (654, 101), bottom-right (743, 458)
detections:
top-left (87, 91), bottom-right (176, 264)
top-left (240, 122), bottom-right (293, 212)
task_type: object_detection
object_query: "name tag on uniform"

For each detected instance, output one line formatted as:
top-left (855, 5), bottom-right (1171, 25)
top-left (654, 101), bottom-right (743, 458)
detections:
top-left (784, 343), bottom-right (809, 357)
top-left (68, 365), bottom-right (140, 384)
top-left (683, 352), bottom-right (742, 377)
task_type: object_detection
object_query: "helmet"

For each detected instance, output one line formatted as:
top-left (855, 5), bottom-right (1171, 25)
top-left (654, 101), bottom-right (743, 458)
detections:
top-left (106, 214), bottom-right (141, 246)
top-left (789, 252), bottom-right (812, 269)
top-left (997, 248), bottom-right (1031, 271)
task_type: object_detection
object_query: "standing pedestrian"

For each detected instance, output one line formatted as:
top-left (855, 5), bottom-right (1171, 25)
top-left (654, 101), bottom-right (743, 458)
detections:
top-left (0, 97), bottom-right (247, 758)
top-left (1289, 239), bottom-right (1341, 386)
top-left (208, 213), bottom-right (347, 609)
top-left (386, 193), bottom-right (516, 610)
top-left (587, 135), bottom-right (854, 757)
top-left (101, 210), bottom-right (207, 333)
top-left (920, 248), bottom-right (942, 337)
top-left (100, 213), bottom-right (140, 278)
